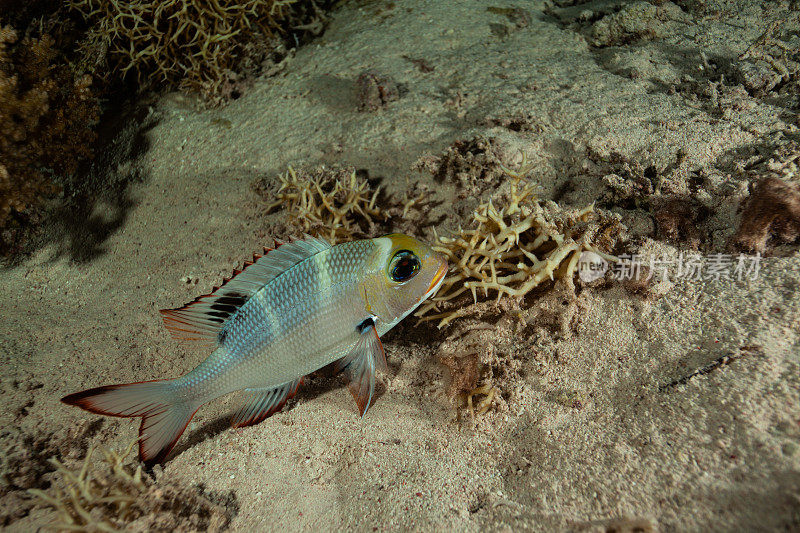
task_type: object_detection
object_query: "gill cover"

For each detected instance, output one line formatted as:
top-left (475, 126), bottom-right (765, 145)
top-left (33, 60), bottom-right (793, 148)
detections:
top-left (363, 234), bottom-right (448, 330)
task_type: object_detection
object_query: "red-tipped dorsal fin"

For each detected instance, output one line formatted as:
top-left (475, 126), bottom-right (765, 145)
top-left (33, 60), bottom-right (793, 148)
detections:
top-left (160, 235), bottom-right (331, 346)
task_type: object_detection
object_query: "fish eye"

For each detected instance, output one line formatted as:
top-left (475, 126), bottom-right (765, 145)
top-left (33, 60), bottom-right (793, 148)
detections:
top-left (389, 250), bottom-right (421, 283)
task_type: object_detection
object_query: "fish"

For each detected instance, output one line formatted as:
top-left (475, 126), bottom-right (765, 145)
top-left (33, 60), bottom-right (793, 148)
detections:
top-left (62, 234), bottom-right (448, 465)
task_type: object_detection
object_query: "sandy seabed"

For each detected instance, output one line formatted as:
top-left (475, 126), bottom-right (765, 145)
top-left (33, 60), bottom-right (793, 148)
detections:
top-left (2, 1), bottom-right (799, 531)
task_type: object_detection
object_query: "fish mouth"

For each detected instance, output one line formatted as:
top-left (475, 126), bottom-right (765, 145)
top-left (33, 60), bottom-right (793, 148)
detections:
top-left (425, 257), bottom-right (448, 298)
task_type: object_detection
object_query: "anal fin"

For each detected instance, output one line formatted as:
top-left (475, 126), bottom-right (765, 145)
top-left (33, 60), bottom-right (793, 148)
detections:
top-left (231, 379), bottom-right (303, 428)
top-left (337, 320), bottom-right (388, 417)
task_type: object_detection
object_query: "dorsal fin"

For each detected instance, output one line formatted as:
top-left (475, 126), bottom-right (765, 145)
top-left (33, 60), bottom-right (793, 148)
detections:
top-left (160, 235), bottom-right (331, 346)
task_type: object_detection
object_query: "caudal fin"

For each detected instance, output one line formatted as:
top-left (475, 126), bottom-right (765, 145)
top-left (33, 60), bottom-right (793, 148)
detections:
top-left (61, 380), bottom-right (197, 465)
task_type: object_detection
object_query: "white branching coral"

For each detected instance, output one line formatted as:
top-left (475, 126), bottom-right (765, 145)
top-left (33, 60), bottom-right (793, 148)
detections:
top-left (263, 165), bottom-right (385, 243)
top-left (417, 159), bottom-right (622, 327)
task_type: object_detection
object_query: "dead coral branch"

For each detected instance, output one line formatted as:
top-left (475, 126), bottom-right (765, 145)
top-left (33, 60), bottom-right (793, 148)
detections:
top-left (28, 440), bottom-right (234, 531)
top-left (260, 165), bottom-right (385, 243)
top-left (417, 178), bottom-right (621, 328)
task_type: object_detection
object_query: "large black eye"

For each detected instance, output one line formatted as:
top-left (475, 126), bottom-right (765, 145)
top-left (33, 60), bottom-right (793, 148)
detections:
top-left (389, 250), bottom-right (421, 282)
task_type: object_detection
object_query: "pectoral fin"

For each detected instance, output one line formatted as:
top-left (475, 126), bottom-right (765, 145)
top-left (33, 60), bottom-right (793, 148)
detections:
top-left (337, 320), bottom-right (387, 417)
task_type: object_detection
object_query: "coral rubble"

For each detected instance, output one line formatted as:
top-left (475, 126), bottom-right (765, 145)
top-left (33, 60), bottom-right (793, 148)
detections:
top-left (737, 19), bottom-right (800, 107)
top-left (257, 165), bottom-right (386, 243)
top-left (412, 137), bottom-right (507, 202)
top-left (356, 70), bottom-right (400, 111)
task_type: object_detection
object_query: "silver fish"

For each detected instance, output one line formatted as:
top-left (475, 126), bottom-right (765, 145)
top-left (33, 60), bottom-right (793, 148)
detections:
top-left (63, 234), bottom-right (448, 464)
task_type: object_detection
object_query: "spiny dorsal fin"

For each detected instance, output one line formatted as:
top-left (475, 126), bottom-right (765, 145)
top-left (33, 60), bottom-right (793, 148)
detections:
top-left (161, 235), bottom-right (330, 345)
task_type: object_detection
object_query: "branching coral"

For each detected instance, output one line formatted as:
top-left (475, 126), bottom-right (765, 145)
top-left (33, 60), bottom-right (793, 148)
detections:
top-left (0, 23), bottom-right (99, 255)
top-left (70, 0), bottom-right (328, 102)
top-left (416, 160), bottom-right (623, 327)
top-left (258, 165), bottom-right (387, 243)
top-left (259, 158), bottom-right (623, 331)
top-left (29, 441), bottom-right (235, 531)
top-left (28, 441), bottom-right (145, 530)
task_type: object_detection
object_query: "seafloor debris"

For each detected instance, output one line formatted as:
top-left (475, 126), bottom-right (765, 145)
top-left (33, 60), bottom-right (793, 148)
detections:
top-left (760, 141), bottom-right (800, 183)
top-left (437, 327), bottom-right (489, 414)
top-left (401, 55), bottom-right (434, 73)
top-left (356, 70), bottom-right (400, 111)
top-left (486, 6), bottom-right (531, 29)
top-left (588, 1), bottom-right (687, 48)
top-left (436, 323), bottom-right (514, 421)
top-left (465, 383), bottom-right (499, 420)
top-left (658, 345), bottom-right (764, 392)
top-left (726, 139), bottom-right (799, 187)
top-left (28, 441), bottom-right (235, 531)
top-left (737, 19), bottom-right (799, 101)
top-left (654, 197), bottom-right (708, 250)
top-left (485, 112), bottom-right (542, 134)
top-left (258, 165), bottom-right (386, 243)
top-left (412, 137), bottom-right (507, 203)
top-left (438, 342), bottom-right (482, 403)
top-left (599, 157), bottom-right (660, 207)
top-left (416, 159), bottom-right (623, 328)
top-left (731, 177), bottom-right (800, 254)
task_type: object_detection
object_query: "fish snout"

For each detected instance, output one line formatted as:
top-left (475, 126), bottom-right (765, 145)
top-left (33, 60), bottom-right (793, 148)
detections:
top-left (426, 254), bottom-right (449, 296)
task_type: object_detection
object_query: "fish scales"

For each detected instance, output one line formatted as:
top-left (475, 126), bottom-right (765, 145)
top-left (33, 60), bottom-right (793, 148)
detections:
top-left (61, 234), bottom-right (448, 464)
top-left (183, 240), bottom-right (375, 398)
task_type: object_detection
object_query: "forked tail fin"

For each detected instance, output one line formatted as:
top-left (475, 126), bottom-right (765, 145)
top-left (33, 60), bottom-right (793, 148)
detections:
top-left (61, 380), bottom-right (198, 465)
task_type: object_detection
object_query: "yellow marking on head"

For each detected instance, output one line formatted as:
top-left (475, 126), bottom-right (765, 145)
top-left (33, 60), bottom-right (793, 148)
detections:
top-left (362, 234), bottom-right (449, 330)
top-left (384, 234), bottom-right (424, 255)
